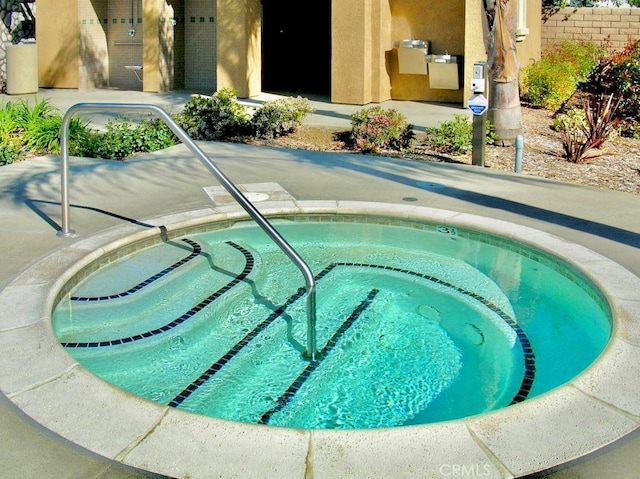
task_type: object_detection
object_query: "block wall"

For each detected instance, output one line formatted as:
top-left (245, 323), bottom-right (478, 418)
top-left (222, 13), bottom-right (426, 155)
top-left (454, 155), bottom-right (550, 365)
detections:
top-left (542, 7), bottom-right (640, 52)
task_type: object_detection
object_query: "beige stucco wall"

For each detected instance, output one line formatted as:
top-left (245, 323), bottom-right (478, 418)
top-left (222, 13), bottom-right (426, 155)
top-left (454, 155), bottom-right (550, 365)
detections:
top-left (372, 1), bottom-right (393, 103)
top-left (331, 0), bottom-right (467, 105)
top-left (37, 0), bottom-right (79, 88)
top-left (142, 0), bottom-right (160, 92)
top-left (157, 0), bottom-right (176, 91)
top-left (518, 0), bottom-right (543, 69)
top-left (463, 0), bottom-right (488, 105)
top-left (332, 0), bottom-right (370, 104)
top-left (216, 0), bottom-right (261, 98)
top-left (37, 0), bottom-right (220, 93)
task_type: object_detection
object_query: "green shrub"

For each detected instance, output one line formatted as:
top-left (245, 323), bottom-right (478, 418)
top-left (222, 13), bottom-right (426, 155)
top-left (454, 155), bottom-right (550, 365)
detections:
top-left (0, 101), bottom-right (18, 136)
top-left (21, 114), bottom-right (62, 153)
top-left (22, 115), bottom-right (91, 155)
top-left (350, 106), bottom-right (414, 153)
top-left (0, 97), bottom-right (178, 164)
top-left (552, 108), bottom-right (587, 135)
top-left (520, 61), bottom-right (576, 110)
top-left (520, 39), bottom-right (605, 110)
top-left (0, 98), bottom-right (60, 157)
top-left (177, 88), bottom-right (250, 141)
top-left (134, 118), bottom-right (179, 152)
top-left (621, 122), bottom-right (640, 139)
top-left (251, 96), bottom-right (314, 139)
top-left (0, 103), bottom-right (19, 164)
top-left (80, 117), bottom-right (179, 160)
top-left (0, 140), bottom-right (17, 166)
top-left (423, 114), bottom-right (494, 155)
top-left (0, 98), bottom-right (93, 160)
top-left (83, 119), bottom-right (136, 160)
top-left (9, 97), bottom-right (58, 133)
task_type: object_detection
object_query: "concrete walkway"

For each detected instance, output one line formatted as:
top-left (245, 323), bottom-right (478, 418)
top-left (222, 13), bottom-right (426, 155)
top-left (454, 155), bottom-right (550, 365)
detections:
top-left (1, 87), bottom-right (470, 131)
top-left (0, 89), bottom-right (638, 478)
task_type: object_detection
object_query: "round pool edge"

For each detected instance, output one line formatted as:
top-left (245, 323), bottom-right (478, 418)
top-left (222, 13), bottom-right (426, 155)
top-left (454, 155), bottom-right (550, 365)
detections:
top-left (1, 201), bottom-right (639, 479)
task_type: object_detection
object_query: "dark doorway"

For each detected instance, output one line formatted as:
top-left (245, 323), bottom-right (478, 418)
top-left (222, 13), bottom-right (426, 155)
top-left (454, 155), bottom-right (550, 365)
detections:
top-left (261, 0), bottom-right (331, 96)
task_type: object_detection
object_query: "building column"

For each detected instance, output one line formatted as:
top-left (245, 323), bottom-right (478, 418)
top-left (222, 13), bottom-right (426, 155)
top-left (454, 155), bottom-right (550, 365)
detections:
top-left (143, 0), bottom-right (160, 92)
top-left (331, 0), bottom-right (391, 105)
top-left (216, 0), bottom-right (261, 98)
top-left (37, 0), bottom-right (79, 88)
top-left (370, 0), bottom-right (392, 103)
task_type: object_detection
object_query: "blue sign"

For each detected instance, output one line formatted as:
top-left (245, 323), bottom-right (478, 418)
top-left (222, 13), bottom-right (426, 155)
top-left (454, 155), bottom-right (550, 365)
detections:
top-left (468, 94), bottom-right (488, 116)
top-left (469, 104), bottom-right (487, 115)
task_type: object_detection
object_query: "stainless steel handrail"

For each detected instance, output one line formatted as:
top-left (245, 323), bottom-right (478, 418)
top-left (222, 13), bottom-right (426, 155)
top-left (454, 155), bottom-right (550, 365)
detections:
top-left (58, 103), bottom-right (318, 360)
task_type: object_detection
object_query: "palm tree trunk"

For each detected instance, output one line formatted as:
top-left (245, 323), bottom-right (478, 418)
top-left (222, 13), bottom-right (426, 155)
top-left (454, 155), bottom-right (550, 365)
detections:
top-left (486, 0), bottom-right (523, 146)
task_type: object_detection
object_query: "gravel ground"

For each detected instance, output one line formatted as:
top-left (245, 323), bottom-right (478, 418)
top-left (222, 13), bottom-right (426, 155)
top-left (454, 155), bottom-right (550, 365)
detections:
top-left (260, 106), bottom-right (640, 196)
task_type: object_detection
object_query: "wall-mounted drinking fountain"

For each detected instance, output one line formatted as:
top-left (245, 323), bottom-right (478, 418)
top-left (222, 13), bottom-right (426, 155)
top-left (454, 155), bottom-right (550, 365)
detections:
top-left (428, 53), bottom-right (454, 63)
top-left (395, 39), bottom-right (461, 90)
top-left (396, 39), bottom-right (431, 75)
top-left (427, 53), bottom-right (460, 90)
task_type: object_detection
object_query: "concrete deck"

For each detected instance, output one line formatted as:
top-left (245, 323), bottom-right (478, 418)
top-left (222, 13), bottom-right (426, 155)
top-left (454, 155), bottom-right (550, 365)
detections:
top-left (0, 89), bottom-right (638, 478)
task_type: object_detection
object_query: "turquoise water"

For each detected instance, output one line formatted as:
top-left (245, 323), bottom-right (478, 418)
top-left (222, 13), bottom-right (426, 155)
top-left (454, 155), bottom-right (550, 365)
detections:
top-left (53, 219), bottom-right (611, 428)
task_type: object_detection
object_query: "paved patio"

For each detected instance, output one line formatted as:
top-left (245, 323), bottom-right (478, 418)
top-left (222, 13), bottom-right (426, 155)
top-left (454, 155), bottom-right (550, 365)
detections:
top-left (0, 89), bottom-right (638, 478)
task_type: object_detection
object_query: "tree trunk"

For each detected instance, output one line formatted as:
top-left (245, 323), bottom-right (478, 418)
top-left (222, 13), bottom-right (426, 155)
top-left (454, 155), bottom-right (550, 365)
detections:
top-left (486, 0), bottom-right (523, 146)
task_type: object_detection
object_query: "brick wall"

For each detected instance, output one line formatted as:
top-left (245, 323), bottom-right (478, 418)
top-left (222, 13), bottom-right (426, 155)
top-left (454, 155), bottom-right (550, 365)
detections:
top-left (542, 7), bottom-right (640, 52)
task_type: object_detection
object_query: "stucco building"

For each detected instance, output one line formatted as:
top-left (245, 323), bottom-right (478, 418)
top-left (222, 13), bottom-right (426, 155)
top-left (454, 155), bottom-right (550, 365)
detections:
top-left (36, 0), bottom-right (541, 106)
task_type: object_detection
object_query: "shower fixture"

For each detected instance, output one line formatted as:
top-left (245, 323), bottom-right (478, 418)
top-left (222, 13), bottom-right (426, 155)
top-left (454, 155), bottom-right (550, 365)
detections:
top-left (128, 0), bottom-right (139, 37)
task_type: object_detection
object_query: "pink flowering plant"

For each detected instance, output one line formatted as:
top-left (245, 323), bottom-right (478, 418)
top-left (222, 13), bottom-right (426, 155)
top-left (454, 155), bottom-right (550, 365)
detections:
top-left (350, 106), bottom-right (414, 153)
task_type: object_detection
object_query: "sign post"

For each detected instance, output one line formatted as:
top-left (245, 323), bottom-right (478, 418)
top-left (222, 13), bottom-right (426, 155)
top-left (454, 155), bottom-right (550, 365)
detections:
top-left (468, 93), bottom-right (488, 167)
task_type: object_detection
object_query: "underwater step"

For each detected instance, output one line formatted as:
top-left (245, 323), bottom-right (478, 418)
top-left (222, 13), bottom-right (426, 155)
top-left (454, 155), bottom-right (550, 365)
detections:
top-left (55, 240), bottom-right (255, 345)
top-left (173, 288), bottom-right (381, 425)
top-left (257, 288), bottom-right (380, 425)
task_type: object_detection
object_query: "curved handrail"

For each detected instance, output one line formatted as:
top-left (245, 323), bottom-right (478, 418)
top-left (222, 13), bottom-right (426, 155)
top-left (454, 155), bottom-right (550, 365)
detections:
top-left (58, 103), bottom-right (317, 360)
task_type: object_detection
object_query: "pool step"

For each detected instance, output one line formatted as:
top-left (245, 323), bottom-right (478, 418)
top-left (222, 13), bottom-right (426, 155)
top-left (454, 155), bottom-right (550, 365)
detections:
top-left (258, 288), bottom-right (379, 424)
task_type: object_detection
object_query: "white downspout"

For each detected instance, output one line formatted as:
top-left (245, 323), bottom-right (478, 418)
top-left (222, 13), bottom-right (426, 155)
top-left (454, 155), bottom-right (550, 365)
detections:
top-left (516, 0), bottom-right (529, 42)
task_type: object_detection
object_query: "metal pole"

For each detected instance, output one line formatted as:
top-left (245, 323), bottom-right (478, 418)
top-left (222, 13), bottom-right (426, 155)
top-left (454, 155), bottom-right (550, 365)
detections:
top-left (57, 108), bottom-right (76, 238)
top-left (58, 103), bottom-right (318, 359)
top-left (472, 112), bottom-right (486, 167)
top-left (514, 134), bottom-right (524, 173)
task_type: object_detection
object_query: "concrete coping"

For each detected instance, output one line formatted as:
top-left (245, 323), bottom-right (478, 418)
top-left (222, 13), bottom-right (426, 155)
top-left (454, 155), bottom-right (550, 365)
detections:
top-left (1, 200), bottom-right (639, 479)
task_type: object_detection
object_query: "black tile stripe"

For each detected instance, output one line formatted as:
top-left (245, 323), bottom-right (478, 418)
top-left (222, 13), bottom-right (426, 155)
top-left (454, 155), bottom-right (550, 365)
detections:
top-left (71, 238), bottom-right (203, 302)
top-left (258, 288), bottom-right (379, 425)
top-left (168, 264), bottom-right (339, 408)
top-left (61, 241), bottom-right (253, 348)
top-left (334, 262), bottom-right (536, 404)
top-left (168, 285), bottom-right (310, 407)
